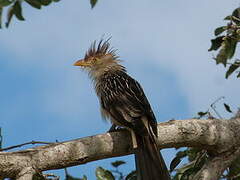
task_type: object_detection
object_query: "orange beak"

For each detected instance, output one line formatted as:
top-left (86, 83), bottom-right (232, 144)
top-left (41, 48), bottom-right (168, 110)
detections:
top-left (73, 59), bottom-right (91, 67)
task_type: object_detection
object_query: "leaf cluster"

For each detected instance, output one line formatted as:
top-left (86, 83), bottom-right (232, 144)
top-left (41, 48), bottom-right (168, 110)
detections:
top-left (209, 8), bottom-right (240, 78)
top-left (170, 148), bottom-right (207, 180)
top-left (0, 0), bottom-right (99, 28)
top-left (170, 101), bottom-right (238, 180)
top-left (0, 0), bottom-right (60, 28)
top-left (170, 144), bottom-right (240, 180)
top-left (63, 160), bottom-right (136, 180)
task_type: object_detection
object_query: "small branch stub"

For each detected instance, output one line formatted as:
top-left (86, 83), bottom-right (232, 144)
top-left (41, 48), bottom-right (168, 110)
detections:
top-left (16, 167), bottom-right (35, 180)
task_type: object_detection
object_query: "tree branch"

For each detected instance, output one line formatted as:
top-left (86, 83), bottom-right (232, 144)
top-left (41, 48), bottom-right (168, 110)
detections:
top-left (0, 118), bottom-right (240, 179)
top-left (16, 167), bottom-right (35, 180)
top-left (193, 148), bottom-right (240, 180)
top-left (0, 141), bottom-right (53, 151)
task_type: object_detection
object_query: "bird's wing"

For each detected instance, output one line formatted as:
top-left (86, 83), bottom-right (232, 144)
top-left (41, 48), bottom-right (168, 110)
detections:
top-left (99, 71), bottom-right (158, 136)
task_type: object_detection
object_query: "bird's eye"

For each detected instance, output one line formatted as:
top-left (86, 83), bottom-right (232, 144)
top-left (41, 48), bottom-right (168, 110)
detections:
top-left (93, 57), bottom-right (99, 62)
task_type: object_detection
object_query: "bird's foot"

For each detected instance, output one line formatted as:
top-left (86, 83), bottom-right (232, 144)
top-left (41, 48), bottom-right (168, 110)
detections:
top-left (108, 125), bottom-right (126, 132)
top-left (108, 124), bottom-right (117, 132)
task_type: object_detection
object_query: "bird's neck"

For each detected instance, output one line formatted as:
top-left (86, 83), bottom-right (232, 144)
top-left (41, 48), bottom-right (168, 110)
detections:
top-left (89, 60), bottom-right (126, 82)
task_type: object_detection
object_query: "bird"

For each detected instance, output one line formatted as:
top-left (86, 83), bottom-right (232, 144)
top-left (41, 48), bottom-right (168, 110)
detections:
top-left (74, 39), bottom-right (171, 180)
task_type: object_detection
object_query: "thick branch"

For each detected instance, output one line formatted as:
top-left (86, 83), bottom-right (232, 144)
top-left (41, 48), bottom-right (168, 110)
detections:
top-left (0, 118), bottom-right (240, 178)
top-left (193, 148), bottom-right (240, 180)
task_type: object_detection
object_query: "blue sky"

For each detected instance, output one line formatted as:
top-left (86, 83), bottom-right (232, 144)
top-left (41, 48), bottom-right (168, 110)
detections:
top-left (0, 0), bottom-right (239, 179)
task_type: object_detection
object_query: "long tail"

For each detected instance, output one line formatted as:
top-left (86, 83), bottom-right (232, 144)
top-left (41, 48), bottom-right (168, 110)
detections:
top-left (135, 134), bottom-right (171, 180)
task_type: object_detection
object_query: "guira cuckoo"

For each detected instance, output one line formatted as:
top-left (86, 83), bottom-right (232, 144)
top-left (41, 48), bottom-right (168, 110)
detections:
top-left (74, 39), bottom-right (171, 180)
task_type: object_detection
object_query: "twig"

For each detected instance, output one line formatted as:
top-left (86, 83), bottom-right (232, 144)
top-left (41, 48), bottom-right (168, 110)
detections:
top-left (0, 127), bottom-right (2, 149)
top-left (0, 141), bottom-right (53, 151)
top-left (43, 173), bottom-right (60, 180)
top-left (111, 169), bottom-right (124, 180)
top-left (235, 108), bottom-right (240, 118)
top-left (210, 96), bottom-right (224, 119)
top-left (222, 172), bottom-right (240, 179)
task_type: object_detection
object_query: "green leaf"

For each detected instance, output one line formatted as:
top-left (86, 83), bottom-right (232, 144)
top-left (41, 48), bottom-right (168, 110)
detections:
top-left (52, 0), bottom-right (60, 2)
top-left (125, 171), bottom-right (137, 180)
top-left (95, 167), bottom-right (115, 180)
top-left (170, 156), bottom-right (181, 172)
top-left (208, 36), bottom-right (224, 51)
top-left (224, 103), bottom-right (233, 113)
top-left (0, 127), bottom-right (2, 149)
top-left (186, 148), bottom-right (201, 162)
top-left (214, 37), bottom-right (237, 67)
top-left (13, 1), bottom-right (25, 21)
top-left (82, 175), bottom-right (87, 180)
top-left (90, 0), bottom-right (97, 8)
top-left (170, 150), bottom-right (188, 172)
top-left (228, 156), bottom-right (240, 180)
top-left (214, 26), bottom-right (226, 36)
top-left (0, 7), bottom-right (2, 28)
top-left (5, 5), bottom-right (14, 27)
top-left (180, 167), bottom-right (196, 180)
top-left (227, 37), bottom-right (237, 59)
top-left (197, 111), bottom-right (208, 117)
top-left (193, 152), bottom-right (207, 169)
top-left (214, 47), bottom-right (228, 66)
top-left (64, 168), bottom-right (87, 180)
top-left (25, 0), bottom-right (41, 9)
top-left (111, 160), bottom-right (125, 168)
top-left (179, 154), bottom-right (205, 180)
top-left (226, 61), bottom-right (240, 78)
top-left (173, 161), bottom-right (195, 180)
top-left (32, 174), bottom-right (46, 180)
top-left (238, 72), bottom-right (240, 78)
top-left (0, 0), bottom-right (12, 7)
top-left (213, 37), bottom-right (237, 67)
top-left (66, 174), bottom-right (86, 180)
top-left (232, 8), bottom-right (240, 18)
top-left (232, 8), bottom-right (240, 24)
top-left (40, 0), bottom-right (52, 6)
top-left (224, 15), bottom-right (232, 21)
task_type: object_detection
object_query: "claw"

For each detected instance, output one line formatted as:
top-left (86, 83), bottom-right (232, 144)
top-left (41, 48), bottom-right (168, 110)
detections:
top-left (108, 124), bottom-right (117, 132)
top-left (108, 124), bottom-right (127, 132)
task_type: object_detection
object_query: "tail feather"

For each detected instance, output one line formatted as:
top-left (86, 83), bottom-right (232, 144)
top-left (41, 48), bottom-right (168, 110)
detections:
top-left (135, 134), bottom-right (171, 180)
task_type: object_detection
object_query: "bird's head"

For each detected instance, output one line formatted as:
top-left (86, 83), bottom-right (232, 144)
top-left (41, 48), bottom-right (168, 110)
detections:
top-left (74, 39), bottom-right (125, 79)
top-left (74, 39), bottom-right (120, 68)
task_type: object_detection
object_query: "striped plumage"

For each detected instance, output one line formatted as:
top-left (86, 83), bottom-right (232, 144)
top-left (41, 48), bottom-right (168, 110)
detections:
top-left (74, 39), bottom-right (171, 180)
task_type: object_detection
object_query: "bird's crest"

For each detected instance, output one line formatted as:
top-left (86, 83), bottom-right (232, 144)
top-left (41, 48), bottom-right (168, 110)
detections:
top-left (84, 38), bottom-right (118, 60)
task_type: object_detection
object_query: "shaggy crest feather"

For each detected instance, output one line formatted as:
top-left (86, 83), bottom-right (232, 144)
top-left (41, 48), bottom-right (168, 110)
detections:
top-left (84, 39), bottom-right (118, 60)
